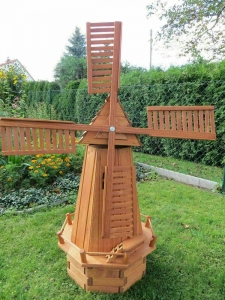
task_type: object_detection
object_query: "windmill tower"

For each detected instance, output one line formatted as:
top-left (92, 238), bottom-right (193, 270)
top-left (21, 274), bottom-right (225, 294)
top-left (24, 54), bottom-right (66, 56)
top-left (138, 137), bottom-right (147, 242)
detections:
top-left (0, 22), bottom-right (216, 293)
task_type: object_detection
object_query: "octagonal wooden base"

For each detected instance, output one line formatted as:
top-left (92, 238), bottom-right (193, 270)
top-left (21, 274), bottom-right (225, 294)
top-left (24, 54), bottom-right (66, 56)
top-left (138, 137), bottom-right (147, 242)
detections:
top-left (58, 221), bottom-right (156, 293)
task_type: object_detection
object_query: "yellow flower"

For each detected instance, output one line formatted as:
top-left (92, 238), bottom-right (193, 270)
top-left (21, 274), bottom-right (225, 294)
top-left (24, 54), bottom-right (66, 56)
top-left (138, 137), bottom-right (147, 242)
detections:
top-left (43, 173), bottom-right (48, 177)
top-left (51, 156), bottom-right (55, 159)
top-left (59, 171), bottom-right (63, 174)
top-left (66, 163), bottom-right (70, 167)
top-left (41, 161), bottom-right (46, 165)
top-left (29, 166), bottom-right (34, 169)
top-left (53, 166), bottom-right (58, 169)
top-left (31, 160), bottom-right (37, 163)
top-left (47, 158), bottom-right (51, 162)
top-left (7, 177), bottom-right (12, 181)
top-left (64, 157), bottom-right (70, 162)
top-left (36, 165), bottom-right (40, 168)
top-left (34, 170), bottom-right (38, 173)
top-left (0, 166), bottom-right (4, 169)
top-left (36, 154), bottom-right (40, 158)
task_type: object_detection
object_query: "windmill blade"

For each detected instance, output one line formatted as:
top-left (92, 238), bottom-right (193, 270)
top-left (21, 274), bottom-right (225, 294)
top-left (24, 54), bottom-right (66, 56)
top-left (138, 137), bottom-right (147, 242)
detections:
top-left (147, 106), bottom-right (216, 140)
top-left (86, 22), bottom-right (120, 94)
top-left (0, 118), bottom-right (76, 155)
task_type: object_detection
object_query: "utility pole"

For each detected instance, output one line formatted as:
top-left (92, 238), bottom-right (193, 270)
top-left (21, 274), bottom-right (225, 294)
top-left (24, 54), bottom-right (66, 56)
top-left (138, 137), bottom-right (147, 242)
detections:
top-left (150, 29), bottom-right (152, 70)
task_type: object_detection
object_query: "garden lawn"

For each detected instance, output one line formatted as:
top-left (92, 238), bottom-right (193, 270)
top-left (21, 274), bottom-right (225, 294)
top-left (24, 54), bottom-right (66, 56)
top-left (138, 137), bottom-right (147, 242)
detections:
top-left (0, 178), bottom-right (224, 300)
top-left (133, 152), bottom-right (223, 184)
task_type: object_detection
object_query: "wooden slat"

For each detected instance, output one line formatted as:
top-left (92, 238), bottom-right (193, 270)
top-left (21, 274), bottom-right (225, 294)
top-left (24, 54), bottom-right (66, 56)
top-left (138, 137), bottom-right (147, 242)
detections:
top-left (111, 200), bottom-right (133, 208)
top-left (113, 183), bottom-right (132, 190)
top-left (45, 128), bottom-right (51, 151)
top-left (91, 33), bottom-right (114, 39)
top-left (90, 22), bottom-right (115, 27)
top-left (176, 111), bottom-right (181, 130)
top-left (171, 111), bottom-right (176, 130)
top-left (92, 70), bottom-right (112, 76)
top-left (110, 213), bottom-right (133, 221)
top-left (1, 127), bottom-right (7, 151)
top-left (110, 219), bottom-right (133, 227)
top-left (92, 82), bottom-right (112, 88)
top-left (91, 39), bottom-right (114, 44)
top-left (91, 46), bottom-right (114, 51)
top-left (92, 58), bottom-right (113, 63)
top-left (92, 76), bottom-right (112, 82)
top-left (193, 111), bottom-right (198, 132)
top-left (58, 129), bottom-right (64, 149)
top-left (113, 177), bottom-right (132, 184)
top-left (6, 127), bottom-right (12, 151)
top-left (153, 111), bottom-right (158, 129)
top-left (111, 207), bottom-right (133, 215)
top-left (110, 226), bottom-right (133, 234)
top-left (90, 28), bottom-right (114, 33)
top-left (159, 111), bottom-right (164, 130)
top-left (91, 88), bottom-right (111, 94)
top-left (205, 110), bottom-right (209, 132)
top-left (32, 128), bottom-right (38, 151)
top-left (187, 111), bottom-right (192, 131)
top-left (165, 110), bottom-right (169, 129)
top-left (25, 128), bottom-right (32, 151)
top-left (199, 110), bottom-right (204, 132)
top-left (39, 129), bottom-right (45, 150)
top-left (91, 63), bottom-right (112, 70)
top-left (112, 195), bottom-right (132, 203)
top-left (13, 127), bottom-right (19, 151)
top-left (91, 51), bottom-right (113, 57)
top-left (182, 111), bottom-right (187, 131)
top-left (20, 128), bottom-right (25, 151)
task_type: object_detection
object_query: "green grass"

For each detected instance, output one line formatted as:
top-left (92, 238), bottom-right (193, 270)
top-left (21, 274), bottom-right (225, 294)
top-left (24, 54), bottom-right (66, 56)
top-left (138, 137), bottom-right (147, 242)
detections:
top-left (0, 178), bottom-right (224, 300)
top-left (133, 152), bottom-right (223, 183)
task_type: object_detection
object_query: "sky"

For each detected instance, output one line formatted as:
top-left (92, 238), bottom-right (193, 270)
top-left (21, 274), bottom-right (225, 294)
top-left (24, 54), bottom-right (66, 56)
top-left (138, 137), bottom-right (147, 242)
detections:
top-left (1, 0), bottom-right (188, 81)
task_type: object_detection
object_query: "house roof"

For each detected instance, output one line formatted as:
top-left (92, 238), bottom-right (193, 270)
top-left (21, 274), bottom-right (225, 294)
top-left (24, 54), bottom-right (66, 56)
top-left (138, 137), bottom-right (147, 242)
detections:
top-left (0, 59), bottom-right (34, 81)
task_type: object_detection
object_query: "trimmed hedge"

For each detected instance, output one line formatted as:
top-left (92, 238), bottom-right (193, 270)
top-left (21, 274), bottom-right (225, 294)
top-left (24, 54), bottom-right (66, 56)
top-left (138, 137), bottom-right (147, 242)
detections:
top-left (25, 61), bottom-right (225, 166)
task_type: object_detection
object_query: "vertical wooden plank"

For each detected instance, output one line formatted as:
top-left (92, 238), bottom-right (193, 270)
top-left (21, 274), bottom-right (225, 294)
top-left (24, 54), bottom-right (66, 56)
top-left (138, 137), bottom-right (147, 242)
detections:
top-left (52, 129), bottom-right (57, 150)
top-left (171, 110), bottom-right (176, 130)
top-left (6, 127), bottom-right (12, 151)
top-left (199, 110), bottom-right (204, 132)
top-left (159, 111), bottom-right (164, 130)
top-left (205, 110), bottom-right (209, 132)
top-left (153, 111), bottom-right (158, 130)
top-left (147, 111), bottom-right (153, 129)
top-left (65, 130), bottom-right (70, 150)
top-left (32, 128), bottom-right (38, 151)
top-left (13, 127), bottom-right (19, 151)
top-left (20, 128), bottom-right (25, 151)
top-left (209, 110), bottom-right (215, 133)
top-left (39, 129), bottom-right (45, 150)
top-left (187, 111), bottom-right (192, 132)
top-left (25, 128), bottom-right (32, 151)
top-left (193, 111), bottom-right (198, 132)
top-left (176, 111), bottom-right (181, 130)
top-left (1, 127), bottom-right (7, 152)
top-left (182, 111), bottom-right (187, 131)
top-left (165, 110), bottom-right (169, 130)
top-left (45, 129), bottom-right (51, 151)
top-left (58, 129), bottom-right (64, 150)
top-left (70, 131), bottom-right (76, 152)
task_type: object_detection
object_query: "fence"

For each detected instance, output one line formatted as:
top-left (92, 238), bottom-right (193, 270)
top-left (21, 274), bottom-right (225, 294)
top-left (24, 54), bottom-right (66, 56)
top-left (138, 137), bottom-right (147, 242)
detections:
top-left (14, 81), bottom-right (225, 184)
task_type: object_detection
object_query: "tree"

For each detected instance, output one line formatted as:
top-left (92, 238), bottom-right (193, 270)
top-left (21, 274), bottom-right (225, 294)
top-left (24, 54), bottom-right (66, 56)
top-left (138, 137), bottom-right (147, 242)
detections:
top-left (147, 1), bottom-right (225, 61)
top-left (54, 27), bottom-right (87, 88)
top-left (54, 55), bottom-right (86, 88)
top-left (66, 27), bottom-right (86, 57)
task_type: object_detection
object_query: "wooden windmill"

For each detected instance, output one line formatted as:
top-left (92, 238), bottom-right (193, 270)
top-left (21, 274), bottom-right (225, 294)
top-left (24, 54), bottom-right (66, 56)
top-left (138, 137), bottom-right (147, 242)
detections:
top-left (0, 21), bottom-right (216, 293)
